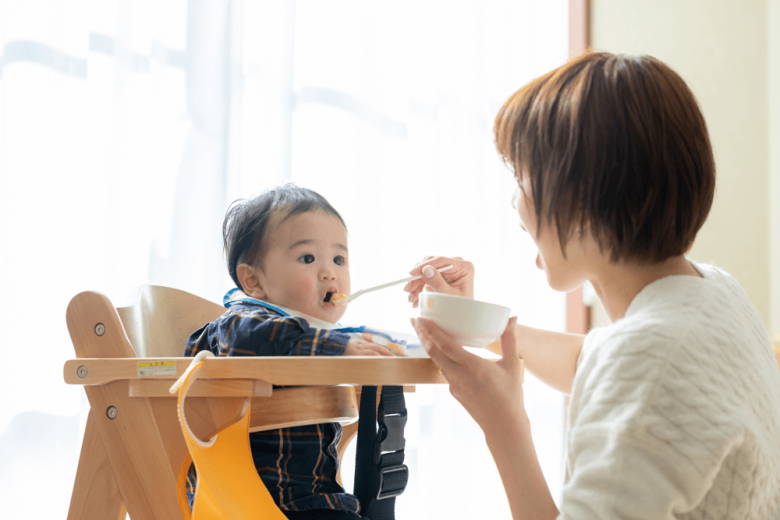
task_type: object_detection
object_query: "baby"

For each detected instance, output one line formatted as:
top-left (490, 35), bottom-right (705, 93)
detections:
top-left (184, 184), bottom-right (392, 520)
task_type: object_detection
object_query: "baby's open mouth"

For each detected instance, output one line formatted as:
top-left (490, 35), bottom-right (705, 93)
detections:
top-left (323, 290), bottom-right (348, 305)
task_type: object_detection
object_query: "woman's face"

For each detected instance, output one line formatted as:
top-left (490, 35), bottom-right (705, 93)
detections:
top-left (512, 172), bottom-right (590, 292)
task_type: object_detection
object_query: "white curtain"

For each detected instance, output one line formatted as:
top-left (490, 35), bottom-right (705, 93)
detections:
top-left (0, 1), bottom-right (569, 518)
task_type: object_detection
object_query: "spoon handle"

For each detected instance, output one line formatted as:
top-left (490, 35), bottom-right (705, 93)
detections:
top-left (348, 265), bottom-right (454, 301)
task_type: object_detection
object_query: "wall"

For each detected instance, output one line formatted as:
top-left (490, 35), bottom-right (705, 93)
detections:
top-left (770, 0), bottom-right (780, 341)
top-left (590, 0), bottom-right (776, 336)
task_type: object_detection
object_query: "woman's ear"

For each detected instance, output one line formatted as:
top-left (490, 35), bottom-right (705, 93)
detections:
top-left (237, 263), bottom-right (266, 299)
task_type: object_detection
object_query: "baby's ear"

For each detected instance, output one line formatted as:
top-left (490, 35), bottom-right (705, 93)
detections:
top-left (237, 263), bottom-right (266, 299)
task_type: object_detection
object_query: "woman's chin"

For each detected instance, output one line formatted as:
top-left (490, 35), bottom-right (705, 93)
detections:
top-left (546, 273), bottom-right (588, 294)
top-left (537, 254), bottom-right (579, 293)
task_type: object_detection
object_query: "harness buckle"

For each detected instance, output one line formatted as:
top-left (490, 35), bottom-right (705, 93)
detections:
top-left (373, 410), bottom-right (407, 463)
top-left (376, 464), bottom-right (409, 500)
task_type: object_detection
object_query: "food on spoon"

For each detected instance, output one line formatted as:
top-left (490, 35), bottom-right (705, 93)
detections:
top-left (330, 293), bottom-right (348, 306)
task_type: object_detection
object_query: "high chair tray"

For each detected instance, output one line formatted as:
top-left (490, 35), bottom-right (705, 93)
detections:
top-left (65, 356), bottom-right (447, 387)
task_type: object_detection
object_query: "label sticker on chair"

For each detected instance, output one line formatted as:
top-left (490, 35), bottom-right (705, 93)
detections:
top-left (137, 361), bottom-right (176, 377)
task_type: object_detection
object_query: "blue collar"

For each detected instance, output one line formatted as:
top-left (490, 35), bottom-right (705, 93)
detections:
top-left (222, 287), bottom-right (362, 332)
top-left (223, 287), bottom-right (290, 316)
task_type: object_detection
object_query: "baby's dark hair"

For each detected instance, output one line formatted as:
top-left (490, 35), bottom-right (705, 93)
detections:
top-left (223, 184), bottom-right (346, 290)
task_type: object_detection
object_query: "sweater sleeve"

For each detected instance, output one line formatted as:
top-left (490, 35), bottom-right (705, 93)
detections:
top-left (185, 306), bottom-right (351, 357)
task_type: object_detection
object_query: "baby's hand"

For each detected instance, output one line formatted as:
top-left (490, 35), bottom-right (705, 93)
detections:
top-left (345, 338), bottom-right (395, 356)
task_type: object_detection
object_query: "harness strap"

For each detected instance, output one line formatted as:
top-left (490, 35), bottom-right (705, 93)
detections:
top-left (354, 386), bottom-right (408, 520)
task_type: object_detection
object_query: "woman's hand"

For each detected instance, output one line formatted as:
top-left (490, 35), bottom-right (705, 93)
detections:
top-left (410, 315), bottom-right (525, 434)
top-left (405, 256), bottom-right (475, 308)
top-left (345, 338), bottom-right (395, 356)
top-left (413, 316), bottom-right (558, 520)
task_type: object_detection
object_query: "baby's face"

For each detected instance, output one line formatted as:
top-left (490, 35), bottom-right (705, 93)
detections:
top-left (256, 211), bottom-right (350, 324)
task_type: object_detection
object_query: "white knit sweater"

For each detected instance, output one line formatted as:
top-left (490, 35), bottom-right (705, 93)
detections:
top-left (560, 262), bottom-right (780, 519)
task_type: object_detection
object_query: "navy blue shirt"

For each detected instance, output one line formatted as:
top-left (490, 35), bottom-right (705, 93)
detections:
top-left (184, 301), bottom-right (360, 514)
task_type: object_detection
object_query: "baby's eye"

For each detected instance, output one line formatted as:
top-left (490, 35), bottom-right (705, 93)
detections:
top-left (334, 256), bottom-right (346, 266)
top-left (298, 254), bottom-right (315, 264)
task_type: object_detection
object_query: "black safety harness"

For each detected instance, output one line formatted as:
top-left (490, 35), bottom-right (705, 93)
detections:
top-left (353, 385), bottom-right (409, 520)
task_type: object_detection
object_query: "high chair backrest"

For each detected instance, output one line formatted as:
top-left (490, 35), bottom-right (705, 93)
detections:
top-left (117, 285), bottom-right (223, 358)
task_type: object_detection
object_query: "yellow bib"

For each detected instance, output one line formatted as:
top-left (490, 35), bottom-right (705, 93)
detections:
top-left (174, 354), bottom-right (287, 520)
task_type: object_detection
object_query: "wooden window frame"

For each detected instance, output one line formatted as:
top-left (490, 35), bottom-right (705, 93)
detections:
top-left (566, 0), bottom-right (591, 335)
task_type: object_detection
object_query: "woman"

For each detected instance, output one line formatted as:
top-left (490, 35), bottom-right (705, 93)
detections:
top-left (406, 52), bottom-right (780, 519)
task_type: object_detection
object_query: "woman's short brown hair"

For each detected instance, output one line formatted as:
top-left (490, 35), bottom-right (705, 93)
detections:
top-left (494, 51), bottom-right (715, 263)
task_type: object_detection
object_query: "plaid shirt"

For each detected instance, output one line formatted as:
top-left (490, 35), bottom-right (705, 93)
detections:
top-left (184, 301), bottom-right (360, 514)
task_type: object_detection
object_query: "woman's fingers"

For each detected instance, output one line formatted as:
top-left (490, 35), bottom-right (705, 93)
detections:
top-left (411, 317), bottom-right (482, 367)
top-left (498, 317), bottom-right (521, 371)
top-left (410, 317), bottom-right (449, 368)
top-left (405, 256), bottom-right (476, 307)
top-left (499, 316), bottom-right (524, 385)
top-left (411, 316), bottom-right (528, 432)
top-left (408, 256), bottom-right (437, 275)
top-left (420, 263), bottom-right (472, 296)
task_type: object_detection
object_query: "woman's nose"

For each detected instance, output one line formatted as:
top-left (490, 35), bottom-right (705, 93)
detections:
top-left (511, 187), bottom-right (519, 210)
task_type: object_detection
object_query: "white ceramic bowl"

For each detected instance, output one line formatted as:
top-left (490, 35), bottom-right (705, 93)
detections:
top-left (419, 293), bottom-right (511, 348)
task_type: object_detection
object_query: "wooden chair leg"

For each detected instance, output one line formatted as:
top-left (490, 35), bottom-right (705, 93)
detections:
top-left (68, 292), bottom-right (184, 520)
top-left (83, 380), bottom-right (183, 519)
top-left (68, 412), bottom-right (127, 520)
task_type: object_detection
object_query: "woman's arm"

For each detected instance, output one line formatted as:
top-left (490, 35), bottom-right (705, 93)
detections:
top-left (514, 324), bottom-right (584, 395)
top-left (488, 411), bottom-right (559, 520)
top-left (407, 255), bottom-right (584, 394)
top-left (411, 316), bottom-right (559, 520)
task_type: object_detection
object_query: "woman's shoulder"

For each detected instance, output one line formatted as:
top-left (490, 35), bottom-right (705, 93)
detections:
top-left (629, 260), bottom-right (749, 316)
top-left (572, 260), bottom-right (778, 430)
top-left (587, 261), bottom-right (765, 371)
top-left (606, 261), bottom-right (760, 349)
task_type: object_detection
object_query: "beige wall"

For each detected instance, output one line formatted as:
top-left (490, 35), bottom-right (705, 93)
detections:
top-left (771, 0), bottom-right (780, 340)
top-left (591, 0), bottom-right (777, 337)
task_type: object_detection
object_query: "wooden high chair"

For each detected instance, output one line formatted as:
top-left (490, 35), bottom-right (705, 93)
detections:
top-left (65, 286), bottom-right (446, 520)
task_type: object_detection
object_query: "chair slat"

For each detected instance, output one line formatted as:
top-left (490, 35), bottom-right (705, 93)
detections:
top-left (129, 378), bottom-right (273, 398)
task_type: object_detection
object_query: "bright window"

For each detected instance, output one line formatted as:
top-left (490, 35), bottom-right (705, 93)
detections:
top-left (0, 2), bottom-right (569, 517)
